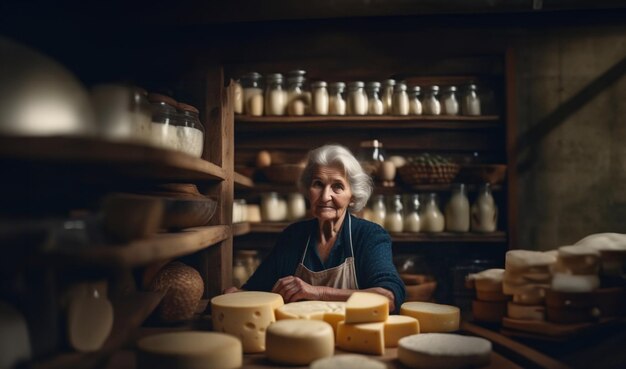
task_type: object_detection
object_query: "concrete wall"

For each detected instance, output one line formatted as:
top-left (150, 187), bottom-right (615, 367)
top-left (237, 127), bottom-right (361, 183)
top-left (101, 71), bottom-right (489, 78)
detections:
top-left (515, 25), bottom-right (626, 250)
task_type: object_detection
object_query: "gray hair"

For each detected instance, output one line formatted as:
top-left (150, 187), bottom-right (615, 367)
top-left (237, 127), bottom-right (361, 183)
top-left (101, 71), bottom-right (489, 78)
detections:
top-left (298, 144), bottom-right (373, 212)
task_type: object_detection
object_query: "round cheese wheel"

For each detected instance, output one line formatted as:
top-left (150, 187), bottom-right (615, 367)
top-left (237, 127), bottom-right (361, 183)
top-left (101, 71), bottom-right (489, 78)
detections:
top-left (400, 302), bottom-right (460, 333)
top-left (398, 333), bottom-right (491, 369)
top-left (137, 331), bottom-right (242, 369)
top-left (266, 319), bottom-right (334, 365)
top-left (275, 301), bottom-right (345, 335)
top-left (507, 302), bottom-right (545, 321)
top-left (150, 262), bottom-right (204, 322)
top-left (310, 354), bottom-right (386, 369)
top-left (505, 250), bottom-right (556, 272)
top-left (468, 268), bottom-right (504, 292)
top-left (512, 290), bottom-right (545, 305)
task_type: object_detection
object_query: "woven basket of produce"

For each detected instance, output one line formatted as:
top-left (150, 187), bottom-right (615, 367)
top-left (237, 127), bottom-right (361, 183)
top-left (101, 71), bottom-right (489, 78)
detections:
top-left (398, 154), bottom-right (460, 185)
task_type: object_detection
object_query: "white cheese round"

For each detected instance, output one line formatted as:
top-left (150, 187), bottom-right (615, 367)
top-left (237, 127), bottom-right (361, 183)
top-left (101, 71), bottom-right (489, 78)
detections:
top-left (398, 333), bottom-right (491, 369)
top-left (266, 319), bottom-right (334, 365)
top-left (400, 302), bottom-right (460, 333)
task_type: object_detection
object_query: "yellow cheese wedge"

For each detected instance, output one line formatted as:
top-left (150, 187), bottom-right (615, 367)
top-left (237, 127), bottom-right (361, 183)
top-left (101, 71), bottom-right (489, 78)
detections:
top-left (137, 331), bottom-right (242, 369)
top-left (265, 319), bottom-right (334, 365)
top-left (398, 333), bottom-right (491, 369)
top-left (384, 315), bottom-right (420, 347)
top-left (310, 354), bottom-right (387, 369)
top-left (400, 302), bottom-right (460, 333)
top-left (336, 321), bottom-right (385, 355)
top-left (210, 291), bottom-right (284, 353)
top-left (345, 292), bottom-right (389, 324)
top-left (275, 301), bottom-right (345, 335)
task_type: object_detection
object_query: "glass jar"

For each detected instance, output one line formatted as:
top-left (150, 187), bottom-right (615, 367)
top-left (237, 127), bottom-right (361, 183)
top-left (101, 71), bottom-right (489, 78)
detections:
top-left (445, 184), bottom-right (470, 232)
top-left (287, 193), bottom-right (307, 221)
top-left (357, 139), bottom-right (386, 178)
top-left (381, 79), bottom-right (396, 115)
top-left (232, 259), bottom-right (248, 288)
top-left (392, 82), bottom-right (409, 115)
top-left (233, 199), bottom-right (247, 223)
top-left (365, 82), bottom-right (384, 115)
top-left (385, 195), bottom-right (404, 233)
top-left (265, 73), bottom-right (287, 116)
top-left (261, 192), bottom-right (287, 222)
top-left (148, 93), bottom-right (180, 150)
top-left (420, 193), bottom-right (445, 232)
top-left (441, 86), bottom-right (459, 116)
top-left (404, 194), bottom-right (421, 233)
top-left (241, 72), bottom-right (263, 116)
top-left (233, 80), bottom-right (243, 114)
top-left (177, 103), bottom-right (205, 158)
top-left (91, 84), bottom-right (152, 144)
top-left (286, 76), bottom-right (306, 116)
top-left (328, 82), bottom-right (346, 115)
top-left (462, 84), bottom-right (481, 116)
top-left (409, 86), bottom-right (422, 115)
top-left (311, 81), bottom-right (329, 116)
top-left (471, 183), bottom-right (498, 232)
top-left (370, 194), bottom-right (386, 227)
top-left (422, 86), bottom-right (441, 115)
top-left (347, 81), bottom-right (367, 115)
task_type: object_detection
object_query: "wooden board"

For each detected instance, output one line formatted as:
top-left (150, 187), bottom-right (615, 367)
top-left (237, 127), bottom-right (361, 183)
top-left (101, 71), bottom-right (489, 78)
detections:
top-left (501, 317), bottom-right (623, 339)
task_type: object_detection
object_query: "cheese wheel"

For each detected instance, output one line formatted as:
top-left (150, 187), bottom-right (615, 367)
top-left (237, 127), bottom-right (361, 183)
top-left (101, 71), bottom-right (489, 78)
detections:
top-left (467, 268), bottom-right (504, 292)
top-left (556, 245), bottom-right (601, 275)
top-left (150, 262), bottom-right (204, 322)
top-left (472, 300), bottom-right (507, 323)
top-left (476, 289), bottom-right (510, 302)
top-left (505, 250), bottom-right (556, 272)
top-left (265, 319), bottom-right (334, 365)
top-left (503, 270), bottom-right (552, 285)
top-left (502, 281), bottom-right (549, 296)
top-left (507, 302), bottom-right (545, 321)
top-left (275, 301), bottom-right (345, 334)
top-left (211, 291), bottom-right (284, 353)
top-left (137, 331), bottom-right (242, 369)
top-left (310, 354), bottom-right (386, 369)
top-left (400, 302), bottom-right (460, 333)
top-left (384, 315), bottom-right (420, 347)
top-left (345, 292), bottom-right (389, 324)
top-left (336, 321), bottom-right (385, 355)
top-left (512, 291), bottom-right (544, 305)
top-left (551, 273), bottom-right (600, 293)
top-left (398, 333), bottom-right (491, 369)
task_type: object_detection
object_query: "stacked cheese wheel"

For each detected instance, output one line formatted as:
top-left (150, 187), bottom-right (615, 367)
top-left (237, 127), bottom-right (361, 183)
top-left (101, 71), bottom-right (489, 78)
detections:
top-left (466, 268), bottom-right (508, 323)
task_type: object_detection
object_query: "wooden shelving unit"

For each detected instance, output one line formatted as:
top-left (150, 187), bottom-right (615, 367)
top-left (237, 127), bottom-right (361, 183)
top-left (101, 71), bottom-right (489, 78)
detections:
top-left (232, 222), bottom-right (251, 237)
top-left (234, 171), bottom-right (254, 188)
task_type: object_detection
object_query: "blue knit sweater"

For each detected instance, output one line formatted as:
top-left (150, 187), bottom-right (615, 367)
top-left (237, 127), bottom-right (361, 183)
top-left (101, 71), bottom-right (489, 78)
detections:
top-left (243, 214), bottom-right (405, 312)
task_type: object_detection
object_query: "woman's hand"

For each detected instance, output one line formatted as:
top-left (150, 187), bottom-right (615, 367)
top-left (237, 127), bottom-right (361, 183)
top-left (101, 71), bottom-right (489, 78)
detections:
top-left (272, 276), bottom-right (322, 303)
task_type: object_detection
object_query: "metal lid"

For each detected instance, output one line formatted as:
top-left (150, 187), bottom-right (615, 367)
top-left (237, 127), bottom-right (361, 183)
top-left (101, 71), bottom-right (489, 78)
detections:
top-left (383, 79), bottom-right (396, 87)
top-left (266, 73), bottom-right (283, 83)
top-left (365, 81), bottom-right (381, 89)
top-left (467, 84), bottom-right (478, 90)
top-left (360, 139), bottom-right (383, 148)
top-left (428, 85), bottom-right (440, 93)
top-left (394, 82), bottom-right (407, 92)
top-left (148, 92), bottom-right (178, 107)
top-left (347, 81), bottom-right (365, 89)
top-left (241, 72), bottom-right (262, 80)
top-left (410, 86), bottom-right (421, 93)
top-left (311, 81), bottom-right (327, 88)
top-left (287, 76), bottom-right (305, 85)
top-left (445, 86), bottom-right (457, 92)
top-left (329, 82), bottom-right (346, 89)
top-left (287, 70), bottom-right (307, 78)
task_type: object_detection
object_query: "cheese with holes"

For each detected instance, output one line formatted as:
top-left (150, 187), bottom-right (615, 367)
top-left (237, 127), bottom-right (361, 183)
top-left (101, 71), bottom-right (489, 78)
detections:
top-left (345, 292), bottom-right (389, 324)
top-left (310, 354), bottom-right (387, 369)
top-left (507, 302), bottom-right (545, 321)
top-left (137, 331), bottom-right (242, 369)
top-left (384, 315), bottom-right (420, 347)
top-left (210, 291), bottom-right (284, 353)
top-left (398, 333), bottom-right (491, 369)
top-left (400, 302), bottom-right (460, 333)
top-left (336, 321), bottom-right (385, 355)
top-left (265, 319), bottom-right (334, 365)
top-left (275, 301), bottom-right (345, 334)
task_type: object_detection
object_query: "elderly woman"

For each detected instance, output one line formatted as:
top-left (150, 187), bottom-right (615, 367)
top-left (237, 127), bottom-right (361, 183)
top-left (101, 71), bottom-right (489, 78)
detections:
top-left (238, 144), bottom-right (405, 312)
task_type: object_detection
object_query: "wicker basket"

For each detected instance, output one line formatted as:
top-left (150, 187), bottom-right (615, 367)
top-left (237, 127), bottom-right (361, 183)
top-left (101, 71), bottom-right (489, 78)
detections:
top-left (398, 162), bottom-right (460, 185)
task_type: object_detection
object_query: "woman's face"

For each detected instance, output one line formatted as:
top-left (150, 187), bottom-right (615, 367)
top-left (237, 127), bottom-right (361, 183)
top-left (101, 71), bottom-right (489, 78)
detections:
top-left (308, 164), bottom-right (353, 223)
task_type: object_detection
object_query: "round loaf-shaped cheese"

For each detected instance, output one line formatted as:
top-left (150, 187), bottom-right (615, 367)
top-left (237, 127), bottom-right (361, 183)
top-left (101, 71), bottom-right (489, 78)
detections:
top-left (266, 319), bottom-right (334, 365)
top-left (398, 333), bottom-right (491, 369)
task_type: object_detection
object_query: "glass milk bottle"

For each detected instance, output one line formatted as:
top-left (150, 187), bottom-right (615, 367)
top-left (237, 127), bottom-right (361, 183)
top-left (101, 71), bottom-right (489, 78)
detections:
top-left (422, 85), bottom-right (441, 115)
top-left (264, 73), bottom-right (287, 116)
top-left (329, 82), bottom-right (346, 115)
top-left (385, 195), bottom-right (404, 233)
top-left (404, 194), bottom-right (421, 233)
top-left (286, 75), bottom-right (306, 116)
top-left (462, 84), bottom-right (481, 116)
top-left (445, 184), bottom-right (470, 232)
top-left (381, 79), bottom-right (396, 115)
top-left (471, 183), bottom-right (498, 232)
top-left (366, 82), bottom-right (384, 115)
top-left (392, 82), bottom-right (409, 115)
top-left (420, 193), bottom-right (445, 232)
top-left (287, 193), bottom-right (307, 221)
top-left (241, 72), bottom-right (263, 116)
top-left (441, 86), bottom-right (459, 115)
top-left (311, 81), bottom-right (329, 116)
top-left (347, 81), bottom-right (367, 115)
top-left (370, 194), bottom-right (386, 227)
top-left (409, 86), bottom-right (422, 115)
top-left (261, 192), bottom-right (287, 222)
top-left (233, 80), bottom-right (243, 114)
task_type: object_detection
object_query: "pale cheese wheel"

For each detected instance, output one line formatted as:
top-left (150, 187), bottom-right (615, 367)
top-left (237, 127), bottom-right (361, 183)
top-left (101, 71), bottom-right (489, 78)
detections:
top-left (211, 291), bottom-right (284, 353)
top-left (266, 319), bottom-right (334, 365)
top-left (551, 273), bottom-right (600, 293)
top-left (137, 331), bottom-right (242, 369)
top-left (512, 290), bottom-right (545, 305)
top-left (310, 354), bottom-right (386, 369)
top-left (558, 244), bottom-right (601, 258)
top-left (275, 301), bottom-right (345, 334)
top-left (384, 315), bottom-right (420, 347)
top-left (505, 250), bottom-right (556, 272)
top-left (400, 302), bottom-right (460, 333)
top-left (398, 333), bottom-right (491, 369)
top-left (336, 321), bottom-right (385, 355)
top-left (150, 262), bottom-right (204, 322)
top-left (345, 292), bottom-right (389, 324)
top-left (507, 302), bottom-right (545, 321)
top-left (575, 233), bottom-right (626, 250)
top-left (467, 268), bottom-right (504, 292)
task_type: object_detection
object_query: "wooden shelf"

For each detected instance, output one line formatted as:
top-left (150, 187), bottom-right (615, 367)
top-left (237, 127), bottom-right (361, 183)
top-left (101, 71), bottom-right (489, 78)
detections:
top-left (0, 136), bottom-right (226, 182)
top-left (249, 222), bottom-right (291, 233)
top-left (245, 182), bottom-right (504, 195)
top-left (56, 226), bottom-right (230, 268)
top-left (232, 222), bottom-right (251, 237)
top-left (235, 115), bottom-right (501, 131)
top-left (234, 171), bottom-right (254, 188)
